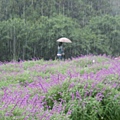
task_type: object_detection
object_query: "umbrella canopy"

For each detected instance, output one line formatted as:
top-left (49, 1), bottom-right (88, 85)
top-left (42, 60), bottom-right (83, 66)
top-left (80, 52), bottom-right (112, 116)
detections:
top-left (57, 37), bottom-right (72, 43)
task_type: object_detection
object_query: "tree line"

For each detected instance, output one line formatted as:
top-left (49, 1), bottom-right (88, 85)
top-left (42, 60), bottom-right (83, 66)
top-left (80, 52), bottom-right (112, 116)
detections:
top-left (0, 0), bottom-right (120, 61)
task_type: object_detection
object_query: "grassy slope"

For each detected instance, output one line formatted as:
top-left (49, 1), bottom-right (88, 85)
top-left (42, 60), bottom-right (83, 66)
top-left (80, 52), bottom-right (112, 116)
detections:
top-left (0, 55), bottom-right (120, 120)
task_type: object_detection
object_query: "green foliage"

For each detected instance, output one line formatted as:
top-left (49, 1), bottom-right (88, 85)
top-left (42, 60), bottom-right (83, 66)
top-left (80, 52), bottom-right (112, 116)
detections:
top-left (0, 106), bottom-right (25, 120)
top-left (67, 98), bottom-right (102, 120)
top-left (0, 56), bottom-right (120, 120)
top-left (44, 81), bottom-right (70, 109)
top-left (23, 59), bottom-right (44, 70)
top-left (50, 113), bottom-right (71, 120)
top-left (0, 0), bottom-right (120, 61)
top-left (87, 15), bottom-right (120, 56)
top-left (43, 72), bottom-right (120, 120)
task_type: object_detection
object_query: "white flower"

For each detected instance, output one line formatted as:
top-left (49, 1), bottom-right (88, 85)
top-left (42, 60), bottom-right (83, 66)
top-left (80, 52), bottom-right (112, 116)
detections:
top-left (92, 59), bottom-right (95, 63)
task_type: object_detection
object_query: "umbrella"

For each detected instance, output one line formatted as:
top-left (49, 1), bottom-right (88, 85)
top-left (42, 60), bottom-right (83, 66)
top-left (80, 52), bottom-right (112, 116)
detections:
top-left (57, 37), bottom-right (72, 43)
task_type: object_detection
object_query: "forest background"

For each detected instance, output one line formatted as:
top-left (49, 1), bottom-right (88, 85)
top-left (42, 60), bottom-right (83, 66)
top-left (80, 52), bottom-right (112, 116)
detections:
top-left (0, 0), bottom-right (120, 61)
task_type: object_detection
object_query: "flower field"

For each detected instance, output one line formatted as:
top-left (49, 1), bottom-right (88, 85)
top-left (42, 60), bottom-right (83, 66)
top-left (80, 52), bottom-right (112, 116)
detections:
top-left (0, 55), bottom-right (120, 120)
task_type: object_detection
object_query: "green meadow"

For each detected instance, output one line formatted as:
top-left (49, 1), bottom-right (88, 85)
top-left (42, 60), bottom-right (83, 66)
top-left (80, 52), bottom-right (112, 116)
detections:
top-left (0, 55), bottom-right (120, 120)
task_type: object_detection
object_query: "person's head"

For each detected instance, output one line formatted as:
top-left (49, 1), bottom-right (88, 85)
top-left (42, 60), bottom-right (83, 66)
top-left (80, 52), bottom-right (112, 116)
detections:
top-left (58, 42), bottom-right (63, 46)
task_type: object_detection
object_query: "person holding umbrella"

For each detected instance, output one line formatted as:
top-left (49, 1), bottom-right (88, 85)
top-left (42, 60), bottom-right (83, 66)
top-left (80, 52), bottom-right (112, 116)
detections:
top-left (57, 42), bottom-right (64, 60)
top-left (56, 37), bottom-right (72, 60)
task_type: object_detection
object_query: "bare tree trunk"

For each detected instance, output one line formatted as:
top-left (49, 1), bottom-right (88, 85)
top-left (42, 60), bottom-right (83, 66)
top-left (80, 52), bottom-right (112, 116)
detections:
top-left (41, 0), bottom-right (43, 16)
top-left (13, 26), bottom-right (16, 60)
top-left (9, 28), bottom-right (12, 59)
top-left (67, 0), bottom-right (70, 17)
top-left (23, 0), bottom-right (26, 23)
top-left (62, 3), bottom-right (64, 16)
top-left (59, 0), bottom-right (61, 15)
top-left (31, 0), bottom-right (33, 5)
top-left (70, 0), bottom-right (73, 16)
top-left (22, 34), bottom-right (27, 60)
top-left (34, 45), bottom-right (36, 57)
top-left (23, 46), bottom-right (25, 60)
